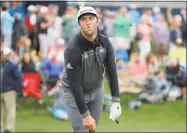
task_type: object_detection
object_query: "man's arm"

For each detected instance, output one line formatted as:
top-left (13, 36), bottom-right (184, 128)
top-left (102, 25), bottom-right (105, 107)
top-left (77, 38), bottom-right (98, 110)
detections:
top-left (105, 38), bottom-right (120, 102)
top-left (64, 48), bottom-right (90, 117)
top-left (12, 64), bottom-right (20, 80)
top-left (12, 64), bottom-right (23, 93)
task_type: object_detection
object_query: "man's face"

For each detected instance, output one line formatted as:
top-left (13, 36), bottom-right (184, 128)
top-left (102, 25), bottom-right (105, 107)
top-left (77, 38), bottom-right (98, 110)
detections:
top-left (78, 14), bottom-right (98, 36)
top-left (120, 7), bottom-right (127, 15)
top-left (12, 2), bottom-right (19, 7)
top-left (158, 14), bottom-right (165, 22)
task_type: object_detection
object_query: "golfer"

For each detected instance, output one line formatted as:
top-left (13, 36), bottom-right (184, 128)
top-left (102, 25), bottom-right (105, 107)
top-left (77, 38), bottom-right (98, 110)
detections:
top-left (61, 6), bottom-right (122, 132)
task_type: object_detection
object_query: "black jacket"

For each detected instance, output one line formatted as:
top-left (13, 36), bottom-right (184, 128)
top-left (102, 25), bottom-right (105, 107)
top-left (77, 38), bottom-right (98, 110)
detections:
top-left (62, 32), bottom-right (120, 116)
top-left (12, 19), bottom-right (28, 50)
top-left (21, 61), bottom-right (36, 73)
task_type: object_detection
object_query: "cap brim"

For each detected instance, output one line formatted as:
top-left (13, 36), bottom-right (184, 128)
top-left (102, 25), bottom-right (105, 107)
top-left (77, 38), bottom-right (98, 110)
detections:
top-left (78, 13), bottom-right (97, 21)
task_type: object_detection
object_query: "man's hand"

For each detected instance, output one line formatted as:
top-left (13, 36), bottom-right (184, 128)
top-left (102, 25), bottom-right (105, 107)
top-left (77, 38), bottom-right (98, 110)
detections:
top-left (83, 115), bottom-right (96, 131)
top-left (109, 102), bottom-right (122, 121)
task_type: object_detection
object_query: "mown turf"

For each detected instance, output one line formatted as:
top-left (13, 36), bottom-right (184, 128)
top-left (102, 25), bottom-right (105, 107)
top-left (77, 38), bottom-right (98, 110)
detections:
top-left (15, 94), bottom-right (186, 132)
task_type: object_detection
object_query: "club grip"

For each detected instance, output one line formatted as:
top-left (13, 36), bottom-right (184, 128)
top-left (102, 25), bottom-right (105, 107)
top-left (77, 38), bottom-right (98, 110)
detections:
top-left (115, 120), bottom-right (119, 124)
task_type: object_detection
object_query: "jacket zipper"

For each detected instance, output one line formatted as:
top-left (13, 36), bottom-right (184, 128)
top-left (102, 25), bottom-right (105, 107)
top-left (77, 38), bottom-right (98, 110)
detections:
top-left (93, 42), bottom-right (97, 62)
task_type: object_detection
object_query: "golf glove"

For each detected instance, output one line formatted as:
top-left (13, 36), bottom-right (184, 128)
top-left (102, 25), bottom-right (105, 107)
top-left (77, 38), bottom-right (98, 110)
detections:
top-left (109, 102), bottom-right (122, 121)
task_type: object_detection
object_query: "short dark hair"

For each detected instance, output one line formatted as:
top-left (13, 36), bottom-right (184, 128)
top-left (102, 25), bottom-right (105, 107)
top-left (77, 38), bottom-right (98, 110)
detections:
top-left (2, 6), bottom-right (8, 11)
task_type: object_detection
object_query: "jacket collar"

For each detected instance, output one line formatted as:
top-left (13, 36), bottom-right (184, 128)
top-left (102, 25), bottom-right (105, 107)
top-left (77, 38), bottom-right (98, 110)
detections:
top-left (79, 32), bottom-right (99, 47)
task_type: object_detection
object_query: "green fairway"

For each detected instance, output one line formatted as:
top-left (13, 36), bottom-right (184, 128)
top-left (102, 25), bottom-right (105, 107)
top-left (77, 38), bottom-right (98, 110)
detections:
top-left (15, 94), bottom-right (186, 132)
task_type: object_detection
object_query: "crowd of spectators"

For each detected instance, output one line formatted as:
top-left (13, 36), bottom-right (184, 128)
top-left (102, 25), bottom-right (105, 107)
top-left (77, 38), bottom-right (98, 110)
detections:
top-left (0, 1), bottom-right (186, 125)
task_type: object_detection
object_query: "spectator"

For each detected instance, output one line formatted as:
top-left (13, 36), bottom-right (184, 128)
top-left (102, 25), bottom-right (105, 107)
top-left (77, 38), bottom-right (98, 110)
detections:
top-left (152, 6), bottom-right (161, 22)
top-left (40, 50), bottom-right (64, 87)
top-left (128, 4), bottom-right (140, 25)
top-left (167, 8), bottom-right (174, 28)
top-left (9, 51), bottom-right (19, 64)
top-left (46, 72), bottom-right (69, 120)
top-left (180, 9), bottom-right (186, 47)
top-left (49, 3), bottom-right (59, 17)
top-left (116, 59), bottom-right (127, 70)
top-left (153, 71), bottom-right (169, 95)
top-left (21, 52), bottom-right (36, 73)
top-left (127, 4), bottom-right (139, 46)
top-left (170, 15), bottom-right (182, 48)
top-left (48, 38), bottom-right (66, 63)
top-left (0, 47), bottom-right (22, 133)
top-left (31, 5), bottom-right (41, 54)
top-left (1, 1), bottom-right (11, 9)
top-left (61, 6), bottom-right (77, 44)
top-left (9, 1), bottom-right (25, 22)
top-left (1, 6), bottom-right (15, 48)
top-left (145, 52), bottom-right (160, 74)
top-left (169, 38), bottom-right (186, 66)
top-left (139, 70), bottom-right (169, 103)
top-left (12, 13), bottom-right (30, 58)
top-left (103, 9), bottom-right (115, 37)
top-left (167, 8), bottom-right (182, 49)
top-left (47, 4), bottom-right (62, 46)
top-left (25, 5), bottom-right (37, 50)
top-left (165, 58), bottom-right (186, 100)
top-left (128, 52), bottom-right (148, 84)
top-left (114, 48), bottom-right (129, 62)
top-left (30, 51), bottom-right (41, 71)
top-left (142, 9), bottom-right (153, 25)
top-left (36, 6), bottom-right (52, 58)
top-left (96, 7), bottom-right (106, 35)
top-left (137, 14), bottom-right (152, 59)
top-left (113, 7), bottom-right (132, 51)
top-left (152, 14), bottom-right (170, 57)
top-left (29, 50), bottom-right (47, 88)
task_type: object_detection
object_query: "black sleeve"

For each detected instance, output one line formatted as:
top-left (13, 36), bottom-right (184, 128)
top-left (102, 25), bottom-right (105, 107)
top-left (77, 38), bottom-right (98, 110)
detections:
top-left (64, 48), bottom-right (90, 117)
top-left (105, 38), bottom-right (120, 101)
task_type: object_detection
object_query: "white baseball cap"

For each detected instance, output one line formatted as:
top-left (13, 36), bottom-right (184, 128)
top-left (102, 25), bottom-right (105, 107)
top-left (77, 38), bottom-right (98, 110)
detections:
top-left (77, 6), bottom-right (98, 20)
top-left (2, 47), bottom-right (11, 55)
top-left (176, 38), bottom-right (182, 44)
top-left (152, 6), bottom-right (160, 13)
top-left (129, 4), bottom-right (137, 9)
top-left (28, 5), bottom-right (36, 12)
top-left (40, 6), bottom-right (48, 14)
top-left (174, 14), bottom-right (182, 22)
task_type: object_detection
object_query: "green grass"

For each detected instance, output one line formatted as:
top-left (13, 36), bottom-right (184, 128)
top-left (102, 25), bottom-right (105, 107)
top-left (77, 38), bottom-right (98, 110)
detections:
top-left (15, 94), bottom-right (186, 132)
top-left (13, 80), bottom-right (186, 132)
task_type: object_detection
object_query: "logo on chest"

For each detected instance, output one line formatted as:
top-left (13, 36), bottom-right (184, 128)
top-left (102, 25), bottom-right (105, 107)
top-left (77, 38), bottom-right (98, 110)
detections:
top-left (66, 63), bottom-right (73, 69)
top-left (99, 48), bottom-right (105, 53)
top-left (84, 53), bottom-right (88, 59)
